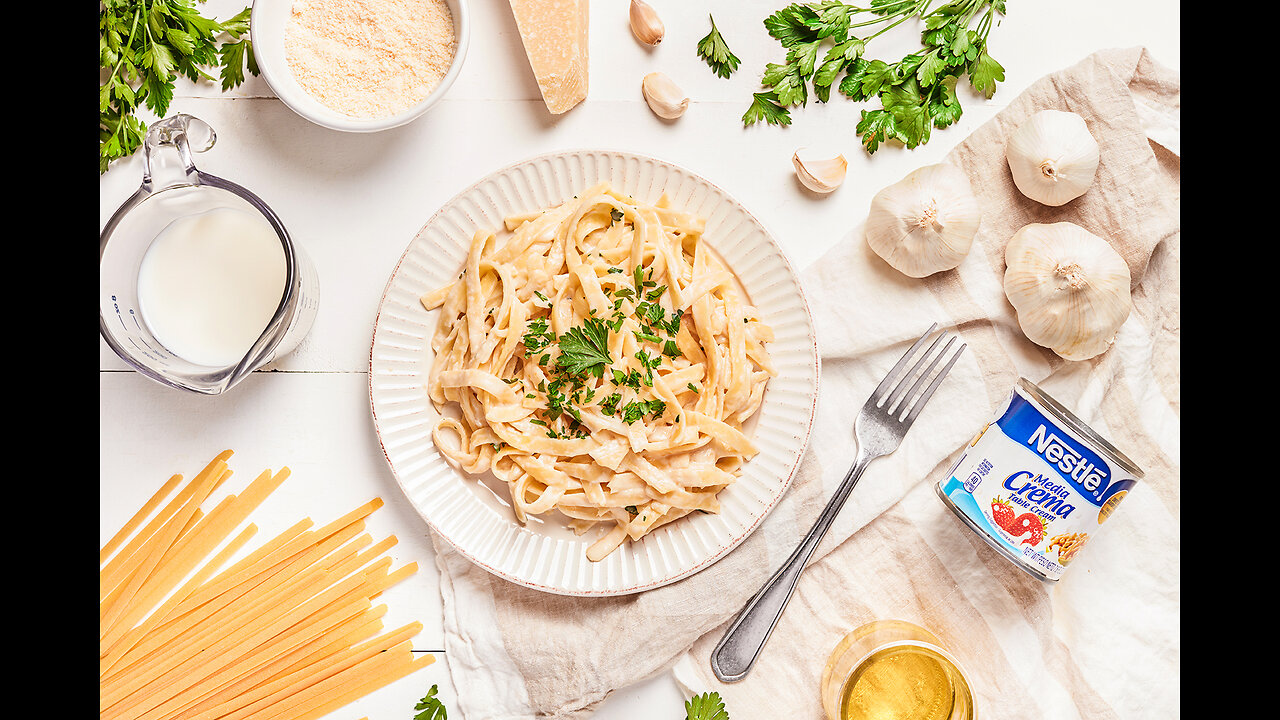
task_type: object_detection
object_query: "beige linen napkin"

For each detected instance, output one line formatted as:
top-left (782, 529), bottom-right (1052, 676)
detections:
top-left (434, 47), bottom-right (1179, 720)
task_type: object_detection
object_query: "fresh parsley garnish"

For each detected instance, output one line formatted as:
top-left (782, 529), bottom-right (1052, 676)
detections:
top-left (697, 15), bottom-right (741, 79)
top-left (522, 318), bottom-right (555, 352)
top-left (620, 399), bottom-right (665, 424)
top-left (99, 1), bottom-right (259, 173)
top-left (556, 317), bottom-right (613, 378)
top-left (601, 392), bottom-right (623, 415)
top-left (510, 259), bottom-right (694, 432)
top-left (742, 0), bottom-right (1007, 153)
top-left (684, 691), bottom-right (730, 720)
top-left (414, 684), bottom-right (447, 720)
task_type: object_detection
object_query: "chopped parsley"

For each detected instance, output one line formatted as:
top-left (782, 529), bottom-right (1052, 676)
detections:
top-left (507, 261), bottom-right (697, 432)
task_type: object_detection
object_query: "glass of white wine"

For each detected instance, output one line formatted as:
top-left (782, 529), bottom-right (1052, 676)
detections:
top-left (820, 620), bottom-right (974, 720)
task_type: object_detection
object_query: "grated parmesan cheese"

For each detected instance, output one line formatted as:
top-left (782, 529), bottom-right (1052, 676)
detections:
top-left (285, 0), bottom-right (456, 119)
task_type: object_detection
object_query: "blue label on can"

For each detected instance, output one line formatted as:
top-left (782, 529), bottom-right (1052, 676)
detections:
top-left (996, 394), bottom-right (1136, 507)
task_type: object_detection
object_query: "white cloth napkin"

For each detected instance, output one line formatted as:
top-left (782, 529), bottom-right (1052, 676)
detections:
top-left (433, 46), bottom-right (1180, 719)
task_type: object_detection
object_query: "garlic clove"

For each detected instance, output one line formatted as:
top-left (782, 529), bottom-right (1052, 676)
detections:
top-left (1005, 110), bottom-right (1100, 206)
top-left (864, 163), bottom-right (981, 278)
top-left (792, 148), bottom-right (847, 194)
top-left (1003, 222), bottom-right (1131, 361)
top-left (642, 72), bottom-right (688, 119)
top-left (630, 0), bottom-right (665, 46)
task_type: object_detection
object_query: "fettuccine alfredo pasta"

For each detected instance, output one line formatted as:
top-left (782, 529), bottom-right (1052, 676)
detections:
top-left (420, 183), bottom-right (775, 561)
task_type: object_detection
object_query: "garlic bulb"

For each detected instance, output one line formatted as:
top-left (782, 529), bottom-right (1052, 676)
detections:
top-left (1005, 110), bottom-right (1099, 206)
top-left (642, 72), bottom-right (688, 119)
top-left (629, 0), bottom-right (664, 46)
top-left (792, 148), bottom-right (847, 194)
top-left (1003, 222), bottom-right (1131, 361)
top-left (864, 163), bottom-right (981, 278)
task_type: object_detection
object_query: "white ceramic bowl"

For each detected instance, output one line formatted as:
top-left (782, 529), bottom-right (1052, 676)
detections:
top-left (250, 0), bottom-right (470, 132)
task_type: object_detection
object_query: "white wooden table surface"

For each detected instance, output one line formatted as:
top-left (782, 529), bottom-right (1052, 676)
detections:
top-left (100, 1), bottom-right (1180, 717)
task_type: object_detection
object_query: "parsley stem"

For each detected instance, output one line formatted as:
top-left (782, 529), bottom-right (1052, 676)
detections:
top-left (105, 5), bottom-right (145, 149)
top-left (864, 10), bottom-right (918, 41)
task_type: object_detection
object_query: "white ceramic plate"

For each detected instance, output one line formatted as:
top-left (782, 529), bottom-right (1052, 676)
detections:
top-left (369, 150), bottom-right (818, 596)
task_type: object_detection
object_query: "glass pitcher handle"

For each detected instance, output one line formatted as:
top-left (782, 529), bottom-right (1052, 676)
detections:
top-left (140, 114), bottom-right (217, 194)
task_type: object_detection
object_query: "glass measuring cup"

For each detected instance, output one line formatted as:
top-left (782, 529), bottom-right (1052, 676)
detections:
top-left (820, 620), bottom-right (974, 720)
top-left (100, 114), bottom-right (319, 395)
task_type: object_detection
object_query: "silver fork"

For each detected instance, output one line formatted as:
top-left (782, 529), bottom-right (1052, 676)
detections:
top-left (709, 323), bottom-right (966, 683)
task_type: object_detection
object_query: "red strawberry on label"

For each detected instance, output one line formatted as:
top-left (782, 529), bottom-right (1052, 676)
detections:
top-left (1008, 512), bottom-right (1049, 547)
top-left (990, 497), bottom-right (1016, 531)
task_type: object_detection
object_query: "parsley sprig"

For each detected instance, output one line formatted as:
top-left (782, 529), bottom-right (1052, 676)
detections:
top-left (413, 684), bottom-right (447, 719)
top-left (741, 0), bottom-right (1007, 153)
top-left (99, 0), bottom-right (259, 173)
top-left (696, 15), bottom-right (741, 79)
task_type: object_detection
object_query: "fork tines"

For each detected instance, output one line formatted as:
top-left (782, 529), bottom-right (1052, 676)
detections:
top-left (873, 323), bottom-right (966, 423)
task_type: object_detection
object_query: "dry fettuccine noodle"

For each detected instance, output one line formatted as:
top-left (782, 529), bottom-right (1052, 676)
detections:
top-left (420, 183), bottom-right (776, 561)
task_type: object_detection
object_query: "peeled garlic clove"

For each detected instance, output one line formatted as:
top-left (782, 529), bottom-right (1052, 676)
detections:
top-left (630, 0), bottom-right (665, 46)
top-left (642, 72), bottom-right (688, 119)
top-left (864, 163), bottom-right (981, 278)
top-left (1005, 110), bottom-right (1100, 206)
top-left (792, 149), bottom-right (847, 194)
top-left (1003, 222), bottom-right (1131, 361)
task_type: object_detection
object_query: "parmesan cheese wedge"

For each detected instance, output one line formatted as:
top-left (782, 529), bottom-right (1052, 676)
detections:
top-left (506, 0), bottom-right (589, 114)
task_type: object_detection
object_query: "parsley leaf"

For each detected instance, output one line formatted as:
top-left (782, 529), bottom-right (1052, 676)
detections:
top-left (556, 317), bottom-right (613, 378)
top-left (697, 15), bottom-right (741, 79)
top-left (968, 49), bottom-right (1006, 98)
top-left (742, 92), bottom-right (792, 127)
top-left (685, 691), bottom-right (730, 720)
top-left (855, 108), bottom-right (899, 153)
top-left (414, 684), bottom-right (448, 720)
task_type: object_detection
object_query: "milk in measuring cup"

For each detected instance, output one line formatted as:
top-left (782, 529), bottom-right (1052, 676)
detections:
top-left (136, 207), bottom-right (287, 367)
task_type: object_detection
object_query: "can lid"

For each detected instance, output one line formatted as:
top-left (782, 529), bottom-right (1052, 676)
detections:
top-left (1017, 378), bottom-right (1145, 479)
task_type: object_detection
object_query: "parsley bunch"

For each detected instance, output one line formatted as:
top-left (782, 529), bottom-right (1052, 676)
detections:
top-left (742, 0), bottom-right (1007, 153)
top-left (99, 0), bottom-right (259, 173)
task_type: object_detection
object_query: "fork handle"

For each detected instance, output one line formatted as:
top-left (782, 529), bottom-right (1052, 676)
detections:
top-left (709, 451), bottom-right (873, 683)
